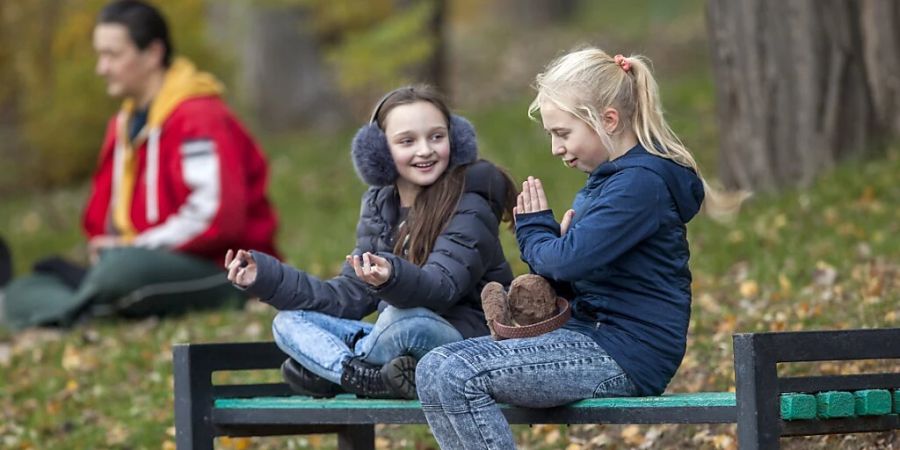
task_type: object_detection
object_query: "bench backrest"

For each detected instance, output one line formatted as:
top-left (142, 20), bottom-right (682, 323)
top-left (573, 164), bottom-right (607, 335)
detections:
top-left (733, 328), bottom-right (900, 450)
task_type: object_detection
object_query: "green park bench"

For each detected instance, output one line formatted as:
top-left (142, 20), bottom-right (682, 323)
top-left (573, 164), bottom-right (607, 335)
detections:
top-left (173, 328), bottom-right (900, 449)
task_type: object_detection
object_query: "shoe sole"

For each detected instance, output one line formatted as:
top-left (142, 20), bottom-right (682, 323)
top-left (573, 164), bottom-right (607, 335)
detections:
top-left (382, 355), bottom-right (417, 400)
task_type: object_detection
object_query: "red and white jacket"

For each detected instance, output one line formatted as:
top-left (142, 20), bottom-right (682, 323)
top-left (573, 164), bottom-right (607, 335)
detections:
top-left (83, 59), bottom-right (279, 262)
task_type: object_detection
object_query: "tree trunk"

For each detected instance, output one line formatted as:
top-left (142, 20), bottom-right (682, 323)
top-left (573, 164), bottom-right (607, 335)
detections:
top-left (207, 3), bottom-right (349, 132)
top-left (425, 0), bottom-right (447, 93)
top-left (707, 0), bottom-right (897, 191)
top-left (494, 0), bottom-right (577, 26)
top-left (859, 0), bottom-right (900, 136)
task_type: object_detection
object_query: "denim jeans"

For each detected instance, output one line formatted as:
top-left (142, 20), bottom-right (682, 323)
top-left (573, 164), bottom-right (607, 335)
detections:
top-left (272, 306), bottom-right (463, 384)
top-left (417, 328), bottom-right (638, 449)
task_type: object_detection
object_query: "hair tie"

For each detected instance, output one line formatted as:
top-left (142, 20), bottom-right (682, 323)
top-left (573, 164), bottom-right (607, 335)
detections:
top-left (614, 54), bottom-right (632, 72)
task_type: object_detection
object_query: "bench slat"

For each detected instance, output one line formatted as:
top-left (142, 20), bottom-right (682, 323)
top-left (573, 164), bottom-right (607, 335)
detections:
top-left (210, 392), bottom-right (738, 427)
top-left (215, 392), bottom-right (736, 410)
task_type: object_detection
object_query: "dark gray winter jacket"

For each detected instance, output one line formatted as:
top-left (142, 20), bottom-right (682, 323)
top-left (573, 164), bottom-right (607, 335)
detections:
top-left (246, 160), bottom-right (513, 338)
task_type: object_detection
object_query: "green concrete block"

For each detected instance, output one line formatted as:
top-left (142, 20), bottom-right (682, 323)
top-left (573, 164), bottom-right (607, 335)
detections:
top-left (894, 390), bottom-right (900, 414)
top-left (816, 391), bottom-right (855, 418)
top-left (854, 390), bottom-right (892, 416)
top-left (780, 393), bottom-right (817, 420)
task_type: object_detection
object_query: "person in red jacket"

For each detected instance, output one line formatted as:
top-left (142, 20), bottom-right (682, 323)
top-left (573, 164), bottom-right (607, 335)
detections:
top-left (0, 0), bottom-right (278, 330)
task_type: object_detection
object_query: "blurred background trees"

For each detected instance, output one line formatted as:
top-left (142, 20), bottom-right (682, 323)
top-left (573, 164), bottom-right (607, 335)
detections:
top-left (1, 0), bottom-right (898, 193)
top-left (0, 0), bottom-right (224, 192)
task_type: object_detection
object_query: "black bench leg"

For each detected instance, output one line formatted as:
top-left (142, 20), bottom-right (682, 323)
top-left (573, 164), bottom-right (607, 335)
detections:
top-left (174, 346), bottom-right (216, 450)
top-left (734, 334), bottom-right (781, 450)
top-left (338, 425), bottom-right (375, 450)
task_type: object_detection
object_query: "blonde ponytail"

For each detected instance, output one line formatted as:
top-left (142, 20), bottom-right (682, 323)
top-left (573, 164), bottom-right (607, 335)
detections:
top-left (530, 47), bottom-right (749, 221)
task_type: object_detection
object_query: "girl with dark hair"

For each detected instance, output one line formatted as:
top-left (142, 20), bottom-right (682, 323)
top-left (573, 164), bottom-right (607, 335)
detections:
top-left (225, 85), bottom-right (517, 399)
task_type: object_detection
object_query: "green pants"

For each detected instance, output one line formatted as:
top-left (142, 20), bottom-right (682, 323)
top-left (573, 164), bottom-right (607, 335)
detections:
top-left (2, 247), bottom-right (242, 330)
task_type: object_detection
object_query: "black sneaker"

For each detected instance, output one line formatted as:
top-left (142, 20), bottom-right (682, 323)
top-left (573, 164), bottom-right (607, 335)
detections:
top-left (382, 355), bottom-right (418, 400)
top-left (340, 356), bottom-right (396, 399)
top-left (280, 358), bottom-right (342, 398)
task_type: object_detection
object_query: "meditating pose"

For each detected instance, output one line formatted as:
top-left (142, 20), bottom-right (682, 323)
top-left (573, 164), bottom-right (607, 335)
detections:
top-left (225, 85), bottom-right (517, 399)
top-left (416, 47), bottom-right (745, 448)
top-left (0, 0), bottom-right (278, 330)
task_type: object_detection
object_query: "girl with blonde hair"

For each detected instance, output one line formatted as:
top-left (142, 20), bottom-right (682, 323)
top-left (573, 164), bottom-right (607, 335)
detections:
top-left (416, 47), bottom-right (745, 448)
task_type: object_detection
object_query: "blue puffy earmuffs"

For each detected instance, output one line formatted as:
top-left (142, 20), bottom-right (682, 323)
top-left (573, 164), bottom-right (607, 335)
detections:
top-left (351, 88), bottom-right (478, 187)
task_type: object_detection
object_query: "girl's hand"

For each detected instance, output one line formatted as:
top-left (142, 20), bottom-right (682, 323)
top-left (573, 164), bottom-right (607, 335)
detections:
top-left (560, 209), bottom-right (575, 236)
top-left (88, 235), bottom-right (123, 265)
top-left (347, 252), bottom-right (392, 287)
top-left (225, 249), bottom-right (257, 287)
top-left (516, 176), bottom-right (550, 214)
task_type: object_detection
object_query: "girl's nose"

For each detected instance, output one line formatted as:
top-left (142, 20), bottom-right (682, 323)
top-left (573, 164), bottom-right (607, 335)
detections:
top-left (550, 136), bottom-right (565, 156)
top-left (417, 141), bottom-right (436, 156)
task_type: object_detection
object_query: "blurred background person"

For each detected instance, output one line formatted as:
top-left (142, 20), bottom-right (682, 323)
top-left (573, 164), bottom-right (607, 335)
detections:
top-left (0, 0), bottom-right (279, 330)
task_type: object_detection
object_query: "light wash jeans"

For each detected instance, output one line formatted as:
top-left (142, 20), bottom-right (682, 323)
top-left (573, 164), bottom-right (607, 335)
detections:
top-left (417, 328), bottom-right (638, 450)
top-left (272, 306), bottom-right (463, 384)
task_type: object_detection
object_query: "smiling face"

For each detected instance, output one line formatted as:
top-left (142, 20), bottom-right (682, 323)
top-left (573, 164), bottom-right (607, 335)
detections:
top-left (383, 101), bottom-right (451, 205)
top-left (93, 23), bottom-right (161, 100)
top-left (539, 101), bottom-right (609, 173)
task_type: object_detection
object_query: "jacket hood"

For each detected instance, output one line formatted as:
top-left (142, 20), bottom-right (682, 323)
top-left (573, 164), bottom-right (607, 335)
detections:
top-left (592, 144), bottom-right (704, 222)
top-left (463, 160), bottom-right (512, 221)
top-left (119, 57), bottom-right (223, 127)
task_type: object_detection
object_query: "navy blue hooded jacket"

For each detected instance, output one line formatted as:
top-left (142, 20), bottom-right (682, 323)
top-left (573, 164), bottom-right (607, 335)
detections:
top-left (245, 160), bottom-right (513, 338)
top-left (515, 144), bottom-right (704, 396)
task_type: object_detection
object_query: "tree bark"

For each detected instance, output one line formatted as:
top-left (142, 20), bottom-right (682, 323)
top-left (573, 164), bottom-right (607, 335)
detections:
top-left (707, 0), bottom-right (896, 191)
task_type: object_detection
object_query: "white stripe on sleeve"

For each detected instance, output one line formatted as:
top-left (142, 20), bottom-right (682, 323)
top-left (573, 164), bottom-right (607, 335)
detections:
top-left (132, 139), bottom-right (221, 249)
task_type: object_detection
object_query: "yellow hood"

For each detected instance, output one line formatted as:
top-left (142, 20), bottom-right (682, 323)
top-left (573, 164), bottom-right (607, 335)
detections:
top-left (120, 57), bottom-right (223, 127)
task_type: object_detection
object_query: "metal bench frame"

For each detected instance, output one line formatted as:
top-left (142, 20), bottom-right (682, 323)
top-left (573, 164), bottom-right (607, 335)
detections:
top-left (174, 328), bottom-right (900, 449)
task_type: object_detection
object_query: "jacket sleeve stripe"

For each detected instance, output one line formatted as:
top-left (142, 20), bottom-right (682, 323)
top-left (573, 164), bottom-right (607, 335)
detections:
top-left (132, 139), bottom-right (220, 249)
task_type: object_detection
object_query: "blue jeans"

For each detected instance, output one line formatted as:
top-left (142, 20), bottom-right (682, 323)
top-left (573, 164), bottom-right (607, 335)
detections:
top-left (272, 306), bottom-right (463, 384)
top-left (417, 329), bottom-right (638, 450)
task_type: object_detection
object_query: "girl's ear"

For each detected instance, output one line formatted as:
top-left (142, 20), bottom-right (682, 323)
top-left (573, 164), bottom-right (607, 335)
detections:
top-left (601, 107), bottom-right (621, 135)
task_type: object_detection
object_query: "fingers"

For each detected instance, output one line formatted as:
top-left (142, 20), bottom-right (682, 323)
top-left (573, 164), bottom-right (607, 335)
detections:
top-left (534, 178), bottom-right (549, 210)
top-left (518, 177), bottom-right (550, 213)
top-left (560, 209), bottom-right (575, 235)
top-left (347, 252), bottom-right (390, 286)
top-left (520, 180), bottom-right (531, 212)
top-left (226, 249), bottom-right (255, 285)
top-left (237, 249), bottom-right (253, 268)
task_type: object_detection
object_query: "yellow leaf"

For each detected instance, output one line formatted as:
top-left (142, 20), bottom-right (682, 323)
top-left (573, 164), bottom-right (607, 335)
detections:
top-left (61, 345), bottom-right (81, 371)
top-left (713, 433), bottom-right (736, 450)
top-left (739, 280), bottom-right (759, 298)
top-left (716, 314), bottom-right (737, 334)
top-left (778, 274), bottom-right (792, 294)
top-left (232, 437), bottom-right (252, 450)
top-left (566, 444), bottom-right (583, 450)
top-left (45, 401), bottom-right (61, 415)
top-left (620, 425), bottom-right (644, 446)
top-left (161, 440), bottom-right (176, 450)
top-left (65, 379), bottom-right (78, 393)
top-left (544, 428), bottom-right (561, 444)
top-left (61, 344), bottom-right (98, 372)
